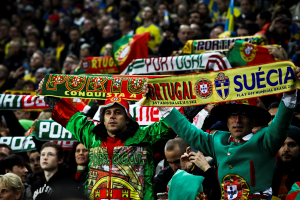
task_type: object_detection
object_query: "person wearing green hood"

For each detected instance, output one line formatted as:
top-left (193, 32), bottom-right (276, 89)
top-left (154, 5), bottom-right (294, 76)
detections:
top-left (37, 78), bottom-right (176, 200)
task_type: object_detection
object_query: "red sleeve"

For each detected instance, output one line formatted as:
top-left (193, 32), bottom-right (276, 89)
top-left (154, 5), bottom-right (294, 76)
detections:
top-left (52, 99), bottom-right (80, 128)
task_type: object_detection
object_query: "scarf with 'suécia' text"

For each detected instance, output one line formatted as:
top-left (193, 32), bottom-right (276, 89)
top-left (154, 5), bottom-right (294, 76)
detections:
top-left (142, 61), bottom-right (300, 107)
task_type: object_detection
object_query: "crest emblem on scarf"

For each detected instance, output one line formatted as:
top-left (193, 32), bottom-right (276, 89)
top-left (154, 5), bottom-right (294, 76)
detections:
top-left (111, 78), bottom-right (123, 93)
top-left (194, 78), bottom-right (213, 99)
top-left (87, 77), bottom-right (108, 92)
top-left (127, 78), bottom-right (146, 94)
top-left (215, 72), bottom-right (230, 100)
top-left (221, 174), bottom-right (250, 200)
top-left (46, 74), bottom-right (67, 90)
top-left (240, 43), bottom-right (258, 62)
top-left (66, 75), bottom-right (86, 91)
top-left (81, 58), bottom-right (91, 71)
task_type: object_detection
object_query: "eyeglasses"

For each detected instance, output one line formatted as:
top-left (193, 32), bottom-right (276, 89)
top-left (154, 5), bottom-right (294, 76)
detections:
top-left (228, 112), bottom-right (250, 119)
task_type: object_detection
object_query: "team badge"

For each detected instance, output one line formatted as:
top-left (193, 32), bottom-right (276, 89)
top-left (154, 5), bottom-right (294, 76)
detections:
top-left (110, 97), bottom-right (121, 102)
top-left (127, 78), bottom-right (146, 94)
top-left (240, 42), bottom-right (258, 62)
top-left (194, 78), bottom-right (213, 99)
top-left (46, 74), bottom-right (67, 90)
top-left (221, 174), bottom-right (250, 200)
top-left (86, 77), bottom-right (108, 93)
top-left (215, 72), bottom-right (229, 100)
top-left (66, 75), bottom-right (86, 91)
top-left (111, 78), bottom-right (123, 93)
top-left (81, 58), bottom-right (91, 71)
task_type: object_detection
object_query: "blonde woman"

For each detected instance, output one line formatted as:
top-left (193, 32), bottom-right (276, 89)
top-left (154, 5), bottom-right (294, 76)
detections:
top-left (0, 173), bottom-right (24, 200)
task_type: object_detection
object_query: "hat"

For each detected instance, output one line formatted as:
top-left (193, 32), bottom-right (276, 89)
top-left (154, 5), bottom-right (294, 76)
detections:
top-left (286, 182), bottom-right (300, 200)
top-left (287, 126), bottom-right (300, 147)
top-left (99, 97), bottom-right (132, 123)
top-left (211, 103), bottom-right (271, 126)
top-left (49, 14), bottom-right (60, 24)
top-left (167, 169), bottom-right (206, 200)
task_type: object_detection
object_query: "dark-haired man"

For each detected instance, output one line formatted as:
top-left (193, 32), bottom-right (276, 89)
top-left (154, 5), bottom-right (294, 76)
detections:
top-left (37, 74), bottom-right (175, 200)
top-left (119, 15), bottom-right (134, 36)
top-left (0, 143), bottom-right (13, 160)
top-left (143, 82), bottom-right (298, 199)
top-left (26, 151), bottom-right (43, 185)
top-left (272, 126), bottom-right (300, 199)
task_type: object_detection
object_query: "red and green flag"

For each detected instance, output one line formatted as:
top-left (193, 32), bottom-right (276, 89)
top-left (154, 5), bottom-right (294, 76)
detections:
top-left (111, 32), bottom-right (151, 72)
top-left (226, 40), bottom-right (275, 67)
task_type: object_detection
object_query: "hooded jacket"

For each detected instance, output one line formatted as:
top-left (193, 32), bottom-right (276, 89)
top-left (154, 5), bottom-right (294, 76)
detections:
top-left (31, 166), bottom-right (77, 200)
top-left (50, 99), bottom-right (174, 200)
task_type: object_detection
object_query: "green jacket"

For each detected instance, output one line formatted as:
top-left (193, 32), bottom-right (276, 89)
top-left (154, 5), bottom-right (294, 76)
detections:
top-left (164, 100), bottom-right (294, 198)
top-left (65, 111), bottom-right (172, 200)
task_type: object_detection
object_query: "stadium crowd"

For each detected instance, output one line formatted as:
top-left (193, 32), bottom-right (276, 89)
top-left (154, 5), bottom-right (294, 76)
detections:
top-left (1, 0), bottom-right (300, 200)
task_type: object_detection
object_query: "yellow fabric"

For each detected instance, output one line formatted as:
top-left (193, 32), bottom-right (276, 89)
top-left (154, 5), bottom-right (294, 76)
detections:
top-left (24, 73), bottom-right (36, 83)
top-left (212, 7), bottom-right (241, 23)
top-left (56, 44), bottom-right (65, 66)
top-left (136, 24), bottom-right (162, 50)
top-left (4, 42), bottom-right (9, 55)
top-left (143, 61), bottom-right (299, 106)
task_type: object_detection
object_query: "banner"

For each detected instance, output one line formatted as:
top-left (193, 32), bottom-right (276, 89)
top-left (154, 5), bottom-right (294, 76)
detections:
top-left (0, 136), bottom-right (78, 152)
top-left (0, 94), bottom-right (49, 111)
top-left (143, 61), bottom-right (299, 106)
top-left (30, 120), bottom-right (77, 141)
top-left (0, 94), bottom-right (91, 112)
top-left (39, 74), bottom-right (167, 100)
top-left (226, 41), bottom-right (275, 67)
top-left (121, 53), bottom-right (231, 75)
top-left (94, 105), bottom-right (162, 125)
top-left (181, 36), bottom-right (263, 55)
top-left (112, 33), bottom-right (150, 72)
top-left (74, 57), bottom-right (119, 74)
top-left (4, 90), bottom-right (36, 95)
top-left (0, 136), bottom-right (36, 152)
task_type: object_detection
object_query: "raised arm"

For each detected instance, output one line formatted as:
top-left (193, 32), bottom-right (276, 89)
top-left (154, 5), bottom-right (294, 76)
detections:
top-left (261, 92), bottom-right (297, 156)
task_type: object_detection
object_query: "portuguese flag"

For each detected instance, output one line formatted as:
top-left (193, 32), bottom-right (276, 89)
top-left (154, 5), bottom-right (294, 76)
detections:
top-left (112, 32), bottom-right (151, 72)
top-left (226, 40), bottom-right (275, 68)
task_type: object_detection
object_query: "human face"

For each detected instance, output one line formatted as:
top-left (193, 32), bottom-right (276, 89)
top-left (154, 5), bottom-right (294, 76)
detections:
top-left (0, 184), bottom-right (21, 200)
top-left (7, 165), bottom-right (28, 183)
top-left (190, 24), bottom-right (200, 38)
top-left (63, 57), bottom-right (76, 73)
top-left (276, 23), bottom-right (289, 36)
top-left (268, 107), bottom-right (278, 125)
top-left (189, 13), bottom-right (201, 24)
top-left (83, 19), bottom-right (93, 32)
top-left (9, 27), bottom-right (18, 39)
top-left (119, 17), bottom-right (128, 32)
top-left (75, 144), bottom-right (89, 166)
top-left (30, 53), bottom-right (44, 71)
top-left (158, 4), bottom-right (167, 18)
top-left (27, 42), bottom-right (37, 55)
top-left (237, 28), bottom-right (249, 37)
top-left (177, 26), bottom-right (191, 45)
top-left (0, 25), bottom-right (8, 40)
top-left (215, 0), bottom-right (228, 12)
top-left (104, 104), bottom-right (129, 137)
top-left (29, 152), bottom-right (43, 175)
top-left (279, 137), bottom-right (300, 163)
top-left (102, 26), bottom-right (113, 38)
top-left (40, 147), bottom-right (62, 171)
top-left (0, 147), bottom-right (10, 160)
top-left (13, 110), bottom-right (30, 120)
top-left (96, 19), bottom-right (104, 32)
top-left (69, 30), bottom-right (80, 43)
top-left (165, 146), bottom-right (182, 172)
top-left (103, 44), bottom-right (112, 57)
top-left (227, 110), bottom-right (255, 141)
top-left (142, 7), bottom-right (153, 21)
top-left (210, 28), bottom-right (223, 39)
top-left (256, 14), bottom-right (265, 29)
top-left (198, 4), bottom-right (208, 16)
top-left (240, 0), bottom-right (251, 15)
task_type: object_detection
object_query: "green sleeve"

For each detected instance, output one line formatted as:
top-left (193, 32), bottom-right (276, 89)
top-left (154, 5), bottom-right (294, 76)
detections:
top-left (125, 120), bottom-right (174, 146)
top-left (259, 100), bottom-right (295, 156)
top-left (66, 112), bottom-right (96, 149)
top-left (164, 108), bottom-right (215, 157)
